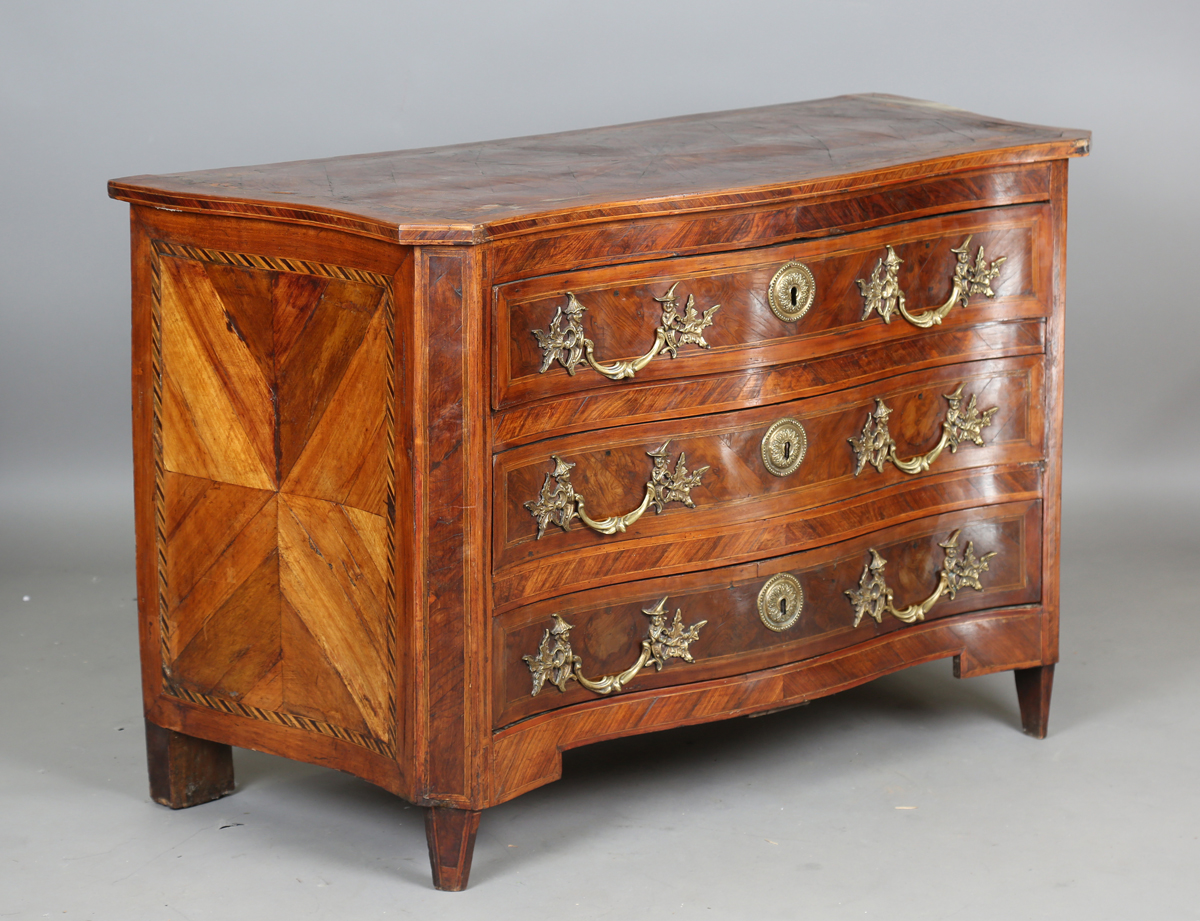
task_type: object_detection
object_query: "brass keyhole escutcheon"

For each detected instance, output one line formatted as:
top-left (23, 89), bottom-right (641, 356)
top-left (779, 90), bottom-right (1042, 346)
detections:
top-left (758, 573), bottom-right (804, 632)
top-left (761, 417), bottom-right (807, 477)
top-left (768, 261), bottom-right (816, 322)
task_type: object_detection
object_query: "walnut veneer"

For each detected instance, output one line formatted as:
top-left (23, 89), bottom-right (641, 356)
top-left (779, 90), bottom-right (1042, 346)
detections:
top-left (109, 94), bottom-right (1089, 890)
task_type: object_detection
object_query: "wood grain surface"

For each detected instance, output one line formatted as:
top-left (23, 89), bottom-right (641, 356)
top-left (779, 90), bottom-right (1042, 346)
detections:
top-left (425, 807), bottom-right (482, 891)
top-left (490, 606), bottom-right (1047, 805)
top-left (145, 720), bottom-right (235, 809)
top-left (495, 501), bottom-right (1040, 728)
top-left (495, 355), bottom-right (1043, 577)
top-left (492, 464), bottom-right (1041, 613)
top-left (493, 318), bottom-right (1045, 450)
top-left (1014, 664), bottom-right (1055, 738)
top-left (496, 204), bottom-right (1049, 411)
top-left (109, 95), bottom-right (1088, 244)
top-left (487, 164), bottom-right (1053, 282)
top-left (409, 248), bottom-right (491, 807)
top-left (153, 239), bottom-right (397, 758)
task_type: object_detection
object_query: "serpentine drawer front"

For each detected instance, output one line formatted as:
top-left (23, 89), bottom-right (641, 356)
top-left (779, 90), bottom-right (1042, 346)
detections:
top-left (495, 355), bottom-right (1043, 580)
top-left (495, 501), bottom-right (1041, 728)
top-left (494, 203), bottom-right (1050, 420)
top-left (110, 95), bottom-right (1088, 890)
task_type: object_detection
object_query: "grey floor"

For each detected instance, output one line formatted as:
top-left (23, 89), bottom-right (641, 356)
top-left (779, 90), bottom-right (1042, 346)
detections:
top-left (2, 488), bottom-right (1198, 920)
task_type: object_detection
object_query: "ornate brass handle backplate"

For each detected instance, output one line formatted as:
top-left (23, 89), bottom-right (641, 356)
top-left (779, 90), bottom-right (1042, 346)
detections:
top-left (524, 440), bottom-right (709, 539)
top-left (848, 383), bottom-right (998, 476)
top-left (857, 236), bottom-right (1006, 329)
top-left (532, 283), bottom-right (720, 380)
top-left (845, 529), bottom-right (996, 627)
top-left (523, 597), bottom-right (708, 696)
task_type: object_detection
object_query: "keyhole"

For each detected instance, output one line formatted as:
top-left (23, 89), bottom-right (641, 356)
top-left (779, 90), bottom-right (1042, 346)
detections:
top-left (790, 285), bottom-right (799, 307)
top-left (779, 598), bottom-right (787, 617)
top-left (783, 440), bottom-right (791, 461)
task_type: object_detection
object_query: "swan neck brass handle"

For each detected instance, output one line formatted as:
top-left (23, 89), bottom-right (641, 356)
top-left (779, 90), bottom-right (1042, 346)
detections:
top-left (524, 440), bottom-right (709, 539)
top-left (858, 236), bottom-right (1006, 329)
top-left (532, 284), bottom-right (719, 381)
top-left (523, 597), bottom-right (708, 697)
top-left (845, 529), bottom-right (996, 627)
top-left (849, 383), bottom-right (998, 476)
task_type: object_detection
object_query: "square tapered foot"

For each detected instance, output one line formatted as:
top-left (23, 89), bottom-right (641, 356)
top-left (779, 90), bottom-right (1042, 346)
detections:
top-left (145, 720), bottom-right (235, 809)
top-left (1014, 664), bottom-right (1055, 739)
top-left (425, 806), bottom-right (481, 891)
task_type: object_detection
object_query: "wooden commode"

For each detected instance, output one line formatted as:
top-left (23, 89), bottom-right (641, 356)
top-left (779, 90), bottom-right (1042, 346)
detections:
top-left (109, 95), bottom-right (1090, 890)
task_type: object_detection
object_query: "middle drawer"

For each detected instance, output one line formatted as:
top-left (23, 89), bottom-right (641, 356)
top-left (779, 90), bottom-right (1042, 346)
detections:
top-left (494, 354), bottom-right (1043, 578)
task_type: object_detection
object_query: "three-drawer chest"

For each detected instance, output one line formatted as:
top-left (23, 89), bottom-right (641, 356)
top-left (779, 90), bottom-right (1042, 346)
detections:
top-left (109, 94), bottom-right (1090, 890)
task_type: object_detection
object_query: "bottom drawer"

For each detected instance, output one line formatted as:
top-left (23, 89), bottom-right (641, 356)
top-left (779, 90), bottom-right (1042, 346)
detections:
top-left (494, 500), bottom-right (1041, 728)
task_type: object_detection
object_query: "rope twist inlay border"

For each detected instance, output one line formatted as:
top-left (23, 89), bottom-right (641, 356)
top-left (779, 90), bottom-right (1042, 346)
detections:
top-left (150, 240), bottom-right (396, 758)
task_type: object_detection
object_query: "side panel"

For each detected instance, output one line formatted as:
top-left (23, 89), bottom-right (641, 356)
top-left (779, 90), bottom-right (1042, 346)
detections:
top-left (131, 207), bottom-right (408, 794)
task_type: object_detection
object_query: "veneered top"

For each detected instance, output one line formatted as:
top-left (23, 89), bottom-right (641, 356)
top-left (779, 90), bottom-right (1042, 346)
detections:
top-left (109, 94), bottom-right (1090, 244)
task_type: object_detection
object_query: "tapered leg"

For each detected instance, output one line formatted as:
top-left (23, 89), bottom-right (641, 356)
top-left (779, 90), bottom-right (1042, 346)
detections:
top-left (1014, 664), bottom-right (1055, 739)
top-left (425, 806), bottom-right (482, 891)
top-left (145, 720), bottom-right (235, 808)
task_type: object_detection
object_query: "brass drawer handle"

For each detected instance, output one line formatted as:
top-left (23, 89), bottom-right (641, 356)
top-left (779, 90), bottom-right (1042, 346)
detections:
top-left (523, 597), bottom-right (708, 696)
top-left (857, 236), bottom-right (1006, 329)
top-left (532, 283), bottom-right (719, 381)
top-left (848, 383), bottom-right (997, 476)
top-left (845, 529), bottom-right (996, 627)
top-left (524, 440), bottom-right (709, 539)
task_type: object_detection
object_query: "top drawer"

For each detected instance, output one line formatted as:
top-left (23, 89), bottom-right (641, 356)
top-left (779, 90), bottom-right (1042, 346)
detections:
top-left (493, 204), bottom-right (1051, 419)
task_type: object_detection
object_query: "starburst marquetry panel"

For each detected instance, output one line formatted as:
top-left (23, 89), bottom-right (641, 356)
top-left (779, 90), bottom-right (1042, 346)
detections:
top-left (151, 242), bottom-right (396, 756)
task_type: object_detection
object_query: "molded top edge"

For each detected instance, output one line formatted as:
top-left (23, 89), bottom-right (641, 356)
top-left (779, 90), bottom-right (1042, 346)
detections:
top-left (109, 94), bottom-right (1090, 244)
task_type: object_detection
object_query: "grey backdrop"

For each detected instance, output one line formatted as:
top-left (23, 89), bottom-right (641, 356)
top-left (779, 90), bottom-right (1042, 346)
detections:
top-left (2, 1), bottom-right (1199, 917)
